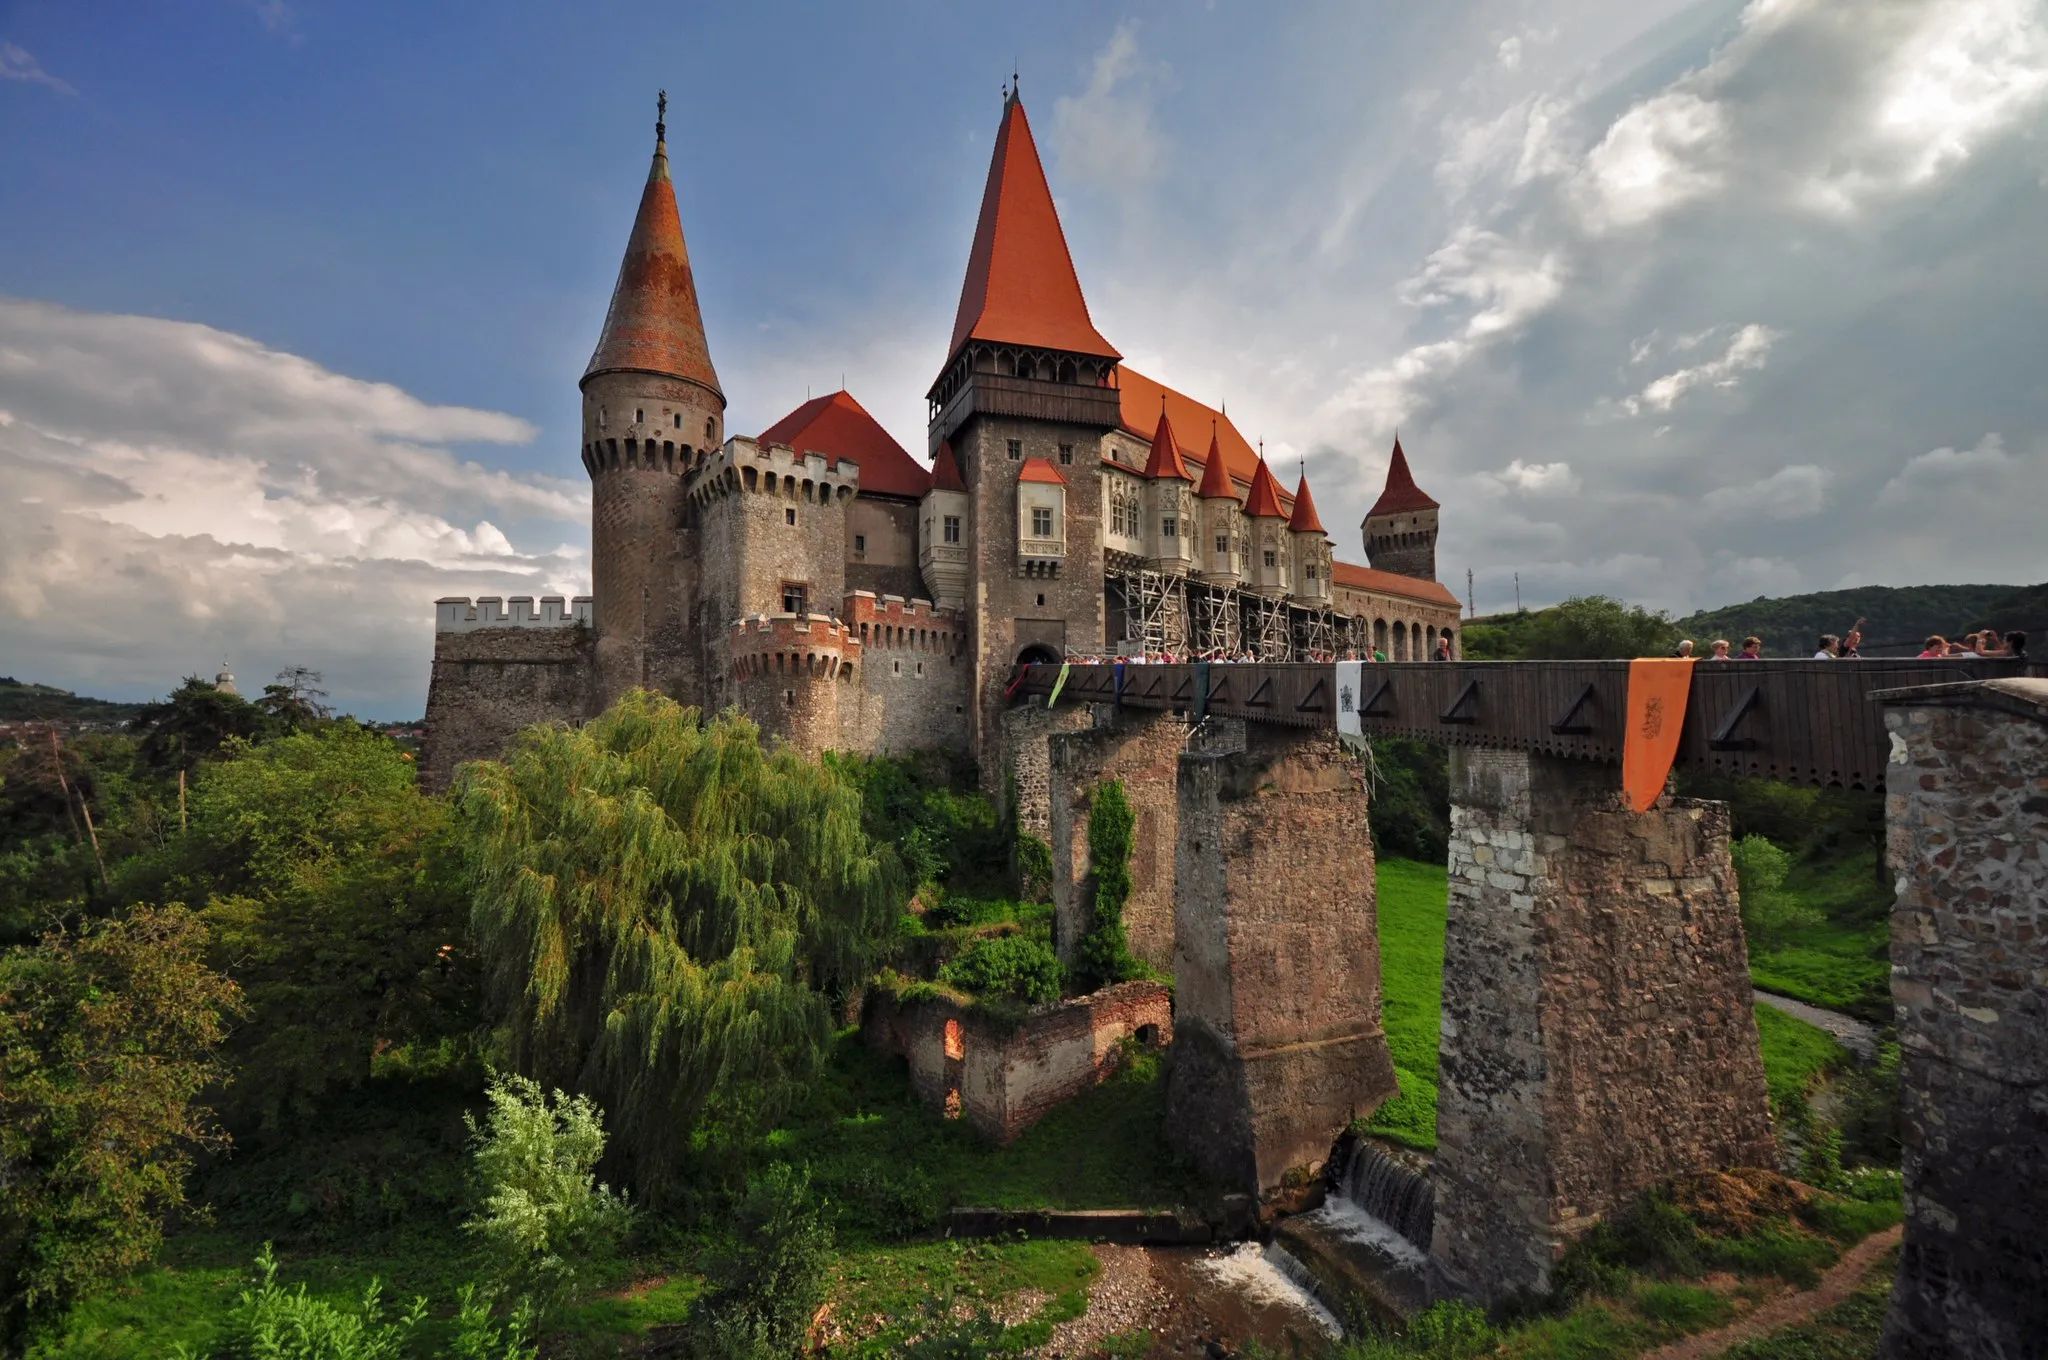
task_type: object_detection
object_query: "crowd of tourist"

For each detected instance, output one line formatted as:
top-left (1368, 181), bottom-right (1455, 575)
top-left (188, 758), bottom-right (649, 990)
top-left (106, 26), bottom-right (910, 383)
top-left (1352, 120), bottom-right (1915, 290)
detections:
top-left (1052, 638), bottom-right (1458, 666)
top-left (1671, 618), bottom-right (2028, 662)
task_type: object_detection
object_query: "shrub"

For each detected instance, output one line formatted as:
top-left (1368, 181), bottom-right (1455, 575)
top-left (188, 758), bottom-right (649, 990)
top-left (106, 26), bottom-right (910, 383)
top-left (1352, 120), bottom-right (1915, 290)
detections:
top-left (1074, 779), bottom-right (1139, 992)
top-left (1732, 834), bottom-right (1823, 952)
top-left (938, 934), bottom-right (1064, 1005)
top-left (684, 1164), bottom-right (835, 1360)
top-left (462, 1072), bottom-right (633, 1319)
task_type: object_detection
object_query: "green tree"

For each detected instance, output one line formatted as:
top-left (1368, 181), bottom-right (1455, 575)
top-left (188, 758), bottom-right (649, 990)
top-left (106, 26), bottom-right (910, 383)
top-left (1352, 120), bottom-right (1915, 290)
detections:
top-left (1074, 778), bottom-right (1139, 992)
top-left (684, 1164), bottom-right (834, 1360)
top-left (458, 694), bottom-right (902, 1199)
top-left (463, 1072), bottom-right (633, 1320)
top-left (1522, 595), bottom-right (1678, 659)
top-left (0, 906), bottom-right (242, 1344)
top-left (1731, 833), bottom-right (1823, 952)
top-left (130, 678), bottom-right (279, 772)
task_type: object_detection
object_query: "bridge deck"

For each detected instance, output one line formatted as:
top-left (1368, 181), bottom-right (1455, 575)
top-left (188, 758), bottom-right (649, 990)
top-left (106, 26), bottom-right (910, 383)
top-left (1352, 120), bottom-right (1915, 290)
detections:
top-left (1012, 658), bottom-right (2044, 790)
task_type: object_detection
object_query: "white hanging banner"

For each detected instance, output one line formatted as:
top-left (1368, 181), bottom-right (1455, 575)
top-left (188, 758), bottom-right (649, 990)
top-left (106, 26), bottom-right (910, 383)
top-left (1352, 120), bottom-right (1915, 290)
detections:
top-left (1335, 661), bottom-right (1368, 754)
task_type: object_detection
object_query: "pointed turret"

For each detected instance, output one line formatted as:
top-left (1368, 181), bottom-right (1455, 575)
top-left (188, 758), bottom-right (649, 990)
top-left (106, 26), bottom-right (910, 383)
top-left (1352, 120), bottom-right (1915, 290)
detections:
top-left (1366, 436), bottom-right (1438, 517)
top-left (1197, 425), bottom-right (1239, 501)
top-left (584, 103), bottom-right (722, 396)
top-left (1287, 474), bottom-right (1326, 534)
top-left (942, 93), bottom-right (1119, 368)
top-left (930, 439), bottom-right (967, 492)
top-left (1243, 458), bottom-right (1289, 520)
top-left (1362, 435), bottom-right (1441, 582)
top-left (1142, 403), bottom-right (1193, 481)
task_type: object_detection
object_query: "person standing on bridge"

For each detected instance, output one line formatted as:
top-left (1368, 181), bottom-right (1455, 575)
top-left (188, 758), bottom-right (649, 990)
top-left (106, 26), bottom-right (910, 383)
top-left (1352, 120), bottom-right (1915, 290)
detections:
top-left (1739, 636), bottom-right (1763, 660)
top-left (1919, 635), bottom-right (1949, 659)
top-left (1709, 639), bottom-right (1732, 660)
top-left (1814, 634), bottom-right (1840, 659)
top-left (1675, 639), bottom-right (1696, 657)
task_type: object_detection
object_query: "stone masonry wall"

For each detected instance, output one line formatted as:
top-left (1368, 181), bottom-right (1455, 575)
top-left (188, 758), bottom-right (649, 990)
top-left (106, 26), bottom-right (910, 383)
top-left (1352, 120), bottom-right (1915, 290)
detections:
top-left (1431, 748), bottom-right (1773, 1305)
top-left (843, 593), bottom-right (972, 755)
top-left (1878, 682), bottom-right (2048, 1360)
top-left (1047, 709), bottom-right (1191, 972)
top-left (865, 981), bottom-right (1171, 1144)
top-left (1002, 702), bottom-right (1097, 841)
top-left (1167, 727), bottom-right (1397, 1194)
top-left (421, 626), bottom-right (594, 790)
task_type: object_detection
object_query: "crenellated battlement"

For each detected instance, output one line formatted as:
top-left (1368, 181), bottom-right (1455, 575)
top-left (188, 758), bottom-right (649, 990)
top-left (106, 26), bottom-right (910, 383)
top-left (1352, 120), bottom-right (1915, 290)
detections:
top-left (436, 595), bottom-right (594, 633)
top-left (844, 590), bottom-right (967, 652)
top-left (686, 435), bottom-right (860, 508)
top-left (728, 611), bottom-right (862, 680)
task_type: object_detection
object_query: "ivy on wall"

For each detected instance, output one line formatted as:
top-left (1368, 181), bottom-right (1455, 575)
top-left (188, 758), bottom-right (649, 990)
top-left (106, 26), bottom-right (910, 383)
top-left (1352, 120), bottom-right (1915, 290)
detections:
top-left (1075, 777), bottom-right (1138, 992)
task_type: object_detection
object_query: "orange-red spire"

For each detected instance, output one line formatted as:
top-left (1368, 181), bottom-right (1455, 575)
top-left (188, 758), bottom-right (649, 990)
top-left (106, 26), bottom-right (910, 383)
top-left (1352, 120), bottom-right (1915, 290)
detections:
top-left (1141, 403), bottom-right (1193, 480)
top-left (584, 104), bottom-right (722, 397)
top-left (943, 95), bottom-right (1119, 368)
top-left (1288, 474), bottom-right (1326, 534)
top-left (1197, 424), bottom-right (1238, 501)
top-left (1367, 435), bottom-right (1439, 516)
top-left (930, 439), bottom-right (967, 493)
top-left (1243, 457), bottom-right (1288, 519)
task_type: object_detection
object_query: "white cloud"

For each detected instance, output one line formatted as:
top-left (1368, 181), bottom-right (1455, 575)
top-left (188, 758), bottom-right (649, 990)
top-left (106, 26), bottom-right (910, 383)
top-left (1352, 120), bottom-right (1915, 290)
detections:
top-left (1876, 431), bottom-right (2021, 504)
top-left (1491, 459), bottom-right (1578, 494)
top-left (0, 42), bottom-right (74, 95)
top-left (1702, 463), bottom-right (1831, 518)
top-left (1052, 21), bottom-right (1166, 193)
top-left (1622, 324), bottom-right (1779, 415)
top-left (0, 299), bottom-right (584, 716)
top-left (1571, 90), bottom-right (1727, 232)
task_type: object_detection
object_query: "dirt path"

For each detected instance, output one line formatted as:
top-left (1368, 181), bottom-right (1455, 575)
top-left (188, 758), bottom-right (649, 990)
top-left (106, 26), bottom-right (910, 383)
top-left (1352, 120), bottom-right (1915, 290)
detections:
top-left (1641, 1223), bottom-right (1902, 1360)
top-left (1753, 988), bottom-right (1881, 1064)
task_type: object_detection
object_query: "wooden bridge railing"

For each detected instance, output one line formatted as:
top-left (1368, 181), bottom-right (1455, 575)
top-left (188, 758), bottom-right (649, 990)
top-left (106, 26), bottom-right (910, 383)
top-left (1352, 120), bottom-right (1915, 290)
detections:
top-left (1011, 657), bottom-right (2045, 790)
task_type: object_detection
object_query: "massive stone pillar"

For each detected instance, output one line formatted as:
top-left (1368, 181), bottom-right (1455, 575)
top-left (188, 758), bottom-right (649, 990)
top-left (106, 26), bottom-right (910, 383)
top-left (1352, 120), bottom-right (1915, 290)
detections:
top-left (1430, 749), bottom-right (1772, 1304)
top-left (1166, 727), bottom-right (1397, 1195)
top-left (1877, 678), bottom-right (2048, 1360)
top-left (1048, 709), bottom-right (1194, 972)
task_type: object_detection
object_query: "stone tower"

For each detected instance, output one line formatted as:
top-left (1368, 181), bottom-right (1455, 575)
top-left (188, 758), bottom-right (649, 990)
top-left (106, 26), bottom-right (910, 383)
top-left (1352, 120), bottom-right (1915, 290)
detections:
top-left (927, 88), bottom-right (1124, 780)
top-left (1361, 436), bottom-right (1439, 582)
top-left (581, 96), bottom-right (726, 709)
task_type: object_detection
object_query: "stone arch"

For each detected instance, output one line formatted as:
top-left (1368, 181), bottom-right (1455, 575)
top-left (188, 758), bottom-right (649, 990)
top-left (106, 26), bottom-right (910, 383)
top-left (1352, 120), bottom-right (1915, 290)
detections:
top-left (1017, 643), bottom-right (1061, 667)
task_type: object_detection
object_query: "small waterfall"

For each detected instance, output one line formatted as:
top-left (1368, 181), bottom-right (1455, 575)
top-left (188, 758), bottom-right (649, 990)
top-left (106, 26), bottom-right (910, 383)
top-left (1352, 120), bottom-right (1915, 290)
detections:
top-left (1333, 1139), bottom-right (1435, 1253)
top-left (1195, 1242), bottom-right (1345, 1340)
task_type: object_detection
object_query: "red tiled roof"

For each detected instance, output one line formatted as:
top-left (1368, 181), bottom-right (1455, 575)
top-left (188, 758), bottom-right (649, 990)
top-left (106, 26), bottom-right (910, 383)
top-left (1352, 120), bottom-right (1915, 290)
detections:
top-left (1141, 405), bottom-right (1193, 481)
top-left (1288, 474), bottom-right (1326, 534)
top-left (1018, 456), bottom-right (1068, 485)
top-left (1366, 436), bottom-right (1439, 517)
top-left (1243, 458), bottom-right (1289, 519)
top-left (1331, 560), bottom-right (1461, 608)
top-left (930, 439), bottom-right (967, 493)
top-left (585, 133), bottom-right (722, 396)
top-left (1116, 368), bottom-right (1264, 491)
top-left (1196, 424), bottom-right (1240, 501)
top-left (757, 390), bottom-right (932, 499)
top-left (943, 96), bottom-right (1119, 368)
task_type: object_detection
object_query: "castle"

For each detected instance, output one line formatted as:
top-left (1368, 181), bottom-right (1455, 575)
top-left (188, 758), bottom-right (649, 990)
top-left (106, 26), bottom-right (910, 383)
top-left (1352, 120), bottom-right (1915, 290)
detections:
top-left (423, 90), bottom-right (1460, 787)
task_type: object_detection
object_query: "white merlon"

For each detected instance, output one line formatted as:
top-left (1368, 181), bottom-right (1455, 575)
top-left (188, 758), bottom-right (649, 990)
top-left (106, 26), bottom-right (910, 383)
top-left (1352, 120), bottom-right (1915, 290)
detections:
top-left (436, 595), bottom-right (592, 632)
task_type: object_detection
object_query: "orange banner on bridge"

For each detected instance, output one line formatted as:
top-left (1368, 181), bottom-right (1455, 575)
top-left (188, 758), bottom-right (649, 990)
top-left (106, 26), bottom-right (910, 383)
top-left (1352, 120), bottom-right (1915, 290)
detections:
top-left (1623, 657), bottom-right (1696, 812)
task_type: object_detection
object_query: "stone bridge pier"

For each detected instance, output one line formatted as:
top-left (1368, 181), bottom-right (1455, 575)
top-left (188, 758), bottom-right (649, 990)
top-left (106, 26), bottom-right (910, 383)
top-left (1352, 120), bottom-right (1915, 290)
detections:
top-left (1166, 725), bottom-right (1398, 1195)
top-left (1429, 749), bottom-right (1774, 1304)
top-left (1876, 678), bottom-right (2047, 1359)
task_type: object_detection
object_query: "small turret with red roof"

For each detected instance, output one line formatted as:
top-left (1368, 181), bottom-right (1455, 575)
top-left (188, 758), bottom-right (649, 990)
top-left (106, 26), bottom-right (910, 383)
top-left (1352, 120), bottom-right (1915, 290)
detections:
top-left (1288, 472), bottom-right (1333, 605)
top-left (1362, 435), bottom-right (1440, 582)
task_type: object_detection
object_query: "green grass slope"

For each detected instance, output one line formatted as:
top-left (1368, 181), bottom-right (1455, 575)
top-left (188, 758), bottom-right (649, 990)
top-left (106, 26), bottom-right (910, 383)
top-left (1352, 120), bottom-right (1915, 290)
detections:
top-left (1364, 858), bottom-right (1449, 1151)
top-left (0, 676), bottom-right (146, 725)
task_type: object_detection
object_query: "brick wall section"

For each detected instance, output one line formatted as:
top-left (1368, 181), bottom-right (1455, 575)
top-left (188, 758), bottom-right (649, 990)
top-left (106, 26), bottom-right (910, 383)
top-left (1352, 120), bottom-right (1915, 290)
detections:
top-left (865, 981), bottom-right (1172, 1144)
top-left (1876, 680), bottom-right (2048, 1359)
top-left (1430, 748), bottom-right (1773, 1304)
top-left (1167, 727), bottom-right (1397, 1194)
top-left (421, 626), bottom-right (594, 790)
top-left (1048, 710), bottom-right (1191, 971)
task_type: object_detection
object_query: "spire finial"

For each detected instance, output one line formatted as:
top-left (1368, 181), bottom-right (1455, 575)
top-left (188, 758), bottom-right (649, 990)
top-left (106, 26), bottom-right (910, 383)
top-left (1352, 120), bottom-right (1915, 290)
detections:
top-left (656, 89), bottom-right (667, 144)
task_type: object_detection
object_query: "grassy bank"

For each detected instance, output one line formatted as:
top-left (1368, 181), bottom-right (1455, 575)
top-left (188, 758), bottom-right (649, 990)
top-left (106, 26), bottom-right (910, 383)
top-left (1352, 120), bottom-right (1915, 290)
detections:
top-left (1746, 846), bottom-right (1893, 1021)
top-left (1364, 858), bottom-right (1450, 1151)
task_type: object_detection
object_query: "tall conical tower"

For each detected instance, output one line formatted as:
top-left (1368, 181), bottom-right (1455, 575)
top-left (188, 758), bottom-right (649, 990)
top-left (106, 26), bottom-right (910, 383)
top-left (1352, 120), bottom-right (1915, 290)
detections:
top-left (928, 85), bottom-right (1124, 781)
top-left (581, 92), bottom-right (725, 708)
top-left (1362, 436), bottom-right (1439, 582)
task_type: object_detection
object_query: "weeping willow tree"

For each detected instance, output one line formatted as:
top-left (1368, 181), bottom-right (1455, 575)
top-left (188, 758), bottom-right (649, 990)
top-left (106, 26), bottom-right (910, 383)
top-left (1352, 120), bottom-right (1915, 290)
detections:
top-left (458, 694), bottom-right (903, 1200)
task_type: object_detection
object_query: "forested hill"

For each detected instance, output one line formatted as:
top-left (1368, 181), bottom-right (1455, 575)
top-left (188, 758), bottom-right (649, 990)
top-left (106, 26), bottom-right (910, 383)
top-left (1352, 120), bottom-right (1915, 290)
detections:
top-left (0, 677), bottom-right (146, 725)
top-left (1673, 582), bottom-right (2042, 655)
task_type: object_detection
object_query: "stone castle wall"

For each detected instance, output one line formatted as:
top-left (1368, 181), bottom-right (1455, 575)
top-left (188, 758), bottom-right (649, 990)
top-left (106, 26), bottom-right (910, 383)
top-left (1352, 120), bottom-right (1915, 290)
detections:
top-left (1878, 682), bottom-right (2048, 1358)
top-left (843, 592), bottom-right (971, 755)
top-left (846, 496), bottom-right (924, 600)
top-left (421, 613), bottom-right (594, 790)
top-left (1431, 749), bottom-right (1773, 1304)
top-left (1047, 709), bottom-right (1193, 972)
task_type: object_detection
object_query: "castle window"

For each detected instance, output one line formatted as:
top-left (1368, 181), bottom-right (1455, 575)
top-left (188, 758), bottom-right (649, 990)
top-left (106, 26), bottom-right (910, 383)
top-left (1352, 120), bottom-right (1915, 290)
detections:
top-left (893, 660), bottom-right (902, 675)
top-left (1216, 534), bottom-right (1228, 554)
top-left (674, 413), bottom-right (682, 429)
top-left (1007, 438), bottom-right (1022, 461)
top-left (784, 690), bottom-right (795, 706)
top-left (1162, 515), bottom-right (1178, 539)
top-left (943, 515), bottom-right (961, 544)
top-left (706, 418), bottom-right (716, 442)
top-left (635, 408), bottom-right (644, 424)
top-left (782, 583), bottom-right (808, 615)
top-left (597, 407), bottom-right (607, 428)
top-left (1306, 564), bottom-right (1318, 581)
top-left (854, 533), bottom-right (866, 553)
top-left (785, 507), bottom-right (797, 526)
top-left (1058, 443), bottom-right (1074, 465)
top-left (916, 662), bottom-right (924, 676)
top-left (1037, 593), bottom-right (1046, 607)
top-left (1032, 507), bottom-right (1054, 538)
top-left (1264, 550), bottom-right (1277, 568)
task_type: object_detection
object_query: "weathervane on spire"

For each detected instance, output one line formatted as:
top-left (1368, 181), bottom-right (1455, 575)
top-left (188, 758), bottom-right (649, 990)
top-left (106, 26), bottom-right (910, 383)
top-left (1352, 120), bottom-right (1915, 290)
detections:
top-left (656, 90), bottom-right (667, 142)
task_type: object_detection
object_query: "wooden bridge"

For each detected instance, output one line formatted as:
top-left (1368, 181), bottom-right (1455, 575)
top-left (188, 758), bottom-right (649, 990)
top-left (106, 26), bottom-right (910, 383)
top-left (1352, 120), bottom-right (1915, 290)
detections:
top-left (1012, 657), bottom-right (2045, 789)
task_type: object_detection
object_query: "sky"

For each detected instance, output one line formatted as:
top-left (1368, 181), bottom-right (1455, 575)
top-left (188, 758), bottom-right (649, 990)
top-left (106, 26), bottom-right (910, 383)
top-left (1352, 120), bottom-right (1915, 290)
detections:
top-left (2, 0), bottom-right (2044, 717)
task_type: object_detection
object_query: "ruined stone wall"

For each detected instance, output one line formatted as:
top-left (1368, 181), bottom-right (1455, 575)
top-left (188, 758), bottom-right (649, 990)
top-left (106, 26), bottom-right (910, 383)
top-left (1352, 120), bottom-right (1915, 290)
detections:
top-left (865, 981), bottom-right (1171, 1144)
top-left (1047, 710), bottom-right (1191, 971)
top-left (1431, 749), bottom-right (1773, 1304)
top-left (847, 496), bottom-right (923, 600)
top-left (1167, 727), bottom-right (1397, 1194)
top-left (1878, 682), bottom-right (2048, 1359)
top-left (1001, 702), bottom-right (1097, 841)
top-left (421, 625), bottom-right (593, 790)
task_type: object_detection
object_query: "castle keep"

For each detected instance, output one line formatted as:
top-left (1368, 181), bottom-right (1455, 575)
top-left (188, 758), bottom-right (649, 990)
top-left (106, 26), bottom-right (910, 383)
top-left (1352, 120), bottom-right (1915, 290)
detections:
top-left (423, 91), bottom-right (1460, 786)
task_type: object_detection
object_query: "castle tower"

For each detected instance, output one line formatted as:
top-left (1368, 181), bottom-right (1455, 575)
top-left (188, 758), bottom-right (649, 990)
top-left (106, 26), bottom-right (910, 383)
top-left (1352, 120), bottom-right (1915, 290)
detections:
top-left (1361, 435), bottom-right (1439, 582)
top-left (1195, 425), bottom-right (1243, 586)
top-left (1241, 456), bottom-right (1292, 598)
top-left (1288, 473), bottom-right (1332, 606)
top-left (928, 86), bottom-right (1124, 781)
top-left (919, 441), bottom-right (971, 610)
top-left (582, 94), bottom-right (726, 709)
top-left (1141, 404), bottom-right (1195, 573)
